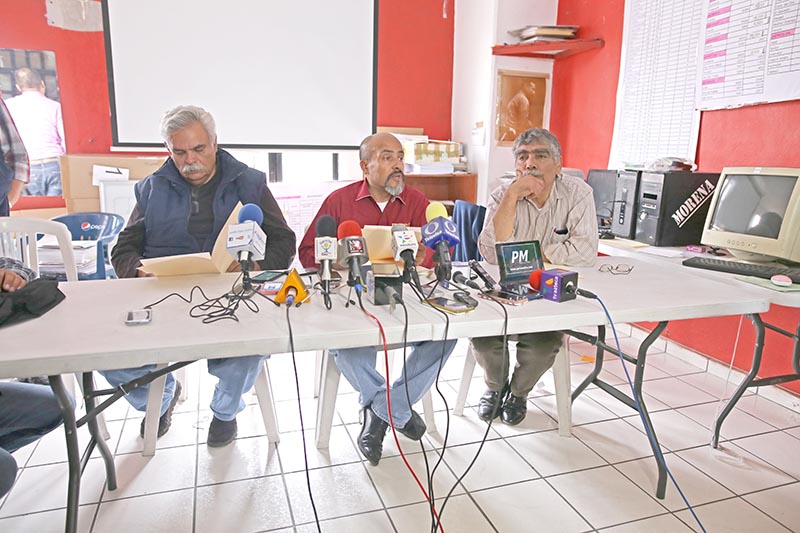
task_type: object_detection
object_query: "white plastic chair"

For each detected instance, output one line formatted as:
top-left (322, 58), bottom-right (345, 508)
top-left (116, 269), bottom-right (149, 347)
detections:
top-left (141, 360), bottom-right (279, 456)
top-left (0, 217), bottom-right (111, 440)
top-left (315, 348), bottom-right (437, 449)
top-left (0, 217), bottom-right (78, 281)
top-left (452, 339), bottom-right (572, 436)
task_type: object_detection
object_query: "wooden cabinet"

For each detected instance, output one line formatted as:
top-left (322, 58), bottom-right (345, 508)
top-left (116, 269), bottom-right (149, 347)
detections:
top-left (404, 173), bottom-right (477, 205)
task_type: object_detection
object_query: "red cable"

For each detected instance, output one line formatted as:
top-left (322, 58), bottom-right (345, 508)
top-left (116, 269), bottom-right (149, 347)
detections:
top-left (359, 305), bottom-right (444, 533)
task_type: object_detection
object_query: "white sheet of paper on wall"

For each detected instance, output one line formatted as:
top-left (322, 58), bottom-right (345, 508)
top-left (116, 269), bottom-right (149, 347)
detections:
top-left (92, 165), bottom-right (130, 186)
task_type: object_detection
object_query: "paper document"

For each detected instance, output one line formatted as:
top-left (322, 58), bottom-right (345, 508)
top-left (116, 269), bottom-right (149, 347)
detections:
top-left (92, 165), bottom-right (130, 186)
top-left (138, 203), bottom-right (242, 276)
top-left (362, 225), bottom-right (422, 264)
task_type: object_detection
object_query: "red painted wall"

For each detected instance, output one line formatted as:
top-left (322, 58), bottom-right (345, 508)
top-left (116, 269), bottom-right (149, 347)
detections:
top-left (555, 0), bottom-right (800, 394)
top-left (1, 0), bottom-right (454, 153)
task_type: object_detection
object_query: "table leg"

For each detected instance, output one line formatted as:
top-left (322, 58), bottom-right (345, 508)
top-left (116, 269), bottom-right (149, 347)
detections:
top-left (82, 372), bottom-right (117, 490)
top-left (571, 325), bottom-right (606, 400)
top-left (315, 350), bottom-right (341, 449)
top-left (48, 375), bottom-right (80, 533)
top-left (631, 322), bottom-right (668, 499)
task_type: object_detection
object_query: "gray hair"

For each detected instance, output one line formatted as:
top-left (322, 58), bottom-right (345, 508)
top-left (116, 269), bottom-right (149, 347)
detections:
top-left (15, 68), bottom-right (43, 90)
top-left (160, 105), bottom-right (217, 147)
top-left (513, 128), bottom-right (562, 165)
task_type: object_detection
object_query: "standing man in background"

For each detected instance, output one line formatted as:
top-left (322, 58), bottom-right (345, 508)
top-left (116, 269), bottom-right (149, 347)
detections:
top-left (5, 68), bottom-right (65, 197)
top-left (0, 99), bottom-right (29, 215)
top-left (471, 128), bottom-right (597, 425)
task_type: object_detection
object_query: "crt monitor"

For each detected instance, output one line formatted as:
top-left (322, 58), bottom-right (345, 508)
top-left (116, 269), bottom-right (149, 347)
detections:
top-left (701, 167), bottom-right (800, 263)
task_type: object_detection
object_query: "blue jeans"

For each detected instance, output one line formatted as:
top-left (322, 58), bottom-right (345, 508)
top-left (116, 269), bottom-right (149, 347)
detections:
top-left (0, 382), bottom-right (68, 497)
top-left (101, 355), bottom-right (266, 422)
top-left (24, 160), bottom-right (62, 196)
top-left (332, 340), bottom-right (456, 427)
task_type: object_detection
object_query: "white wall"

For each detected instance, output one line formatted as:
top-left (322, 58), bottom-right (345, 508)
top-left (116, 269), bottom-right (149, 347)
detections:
top-left (452, 0), bottom-right (558, 204)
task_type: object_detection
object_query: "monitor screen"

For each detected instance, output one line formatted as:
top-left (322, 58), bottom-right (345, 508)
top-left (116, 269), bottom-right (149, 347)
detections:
top-left (701, 167), bottom-right (800, 263)
top-left (707, 172), bottom-right (796, 239)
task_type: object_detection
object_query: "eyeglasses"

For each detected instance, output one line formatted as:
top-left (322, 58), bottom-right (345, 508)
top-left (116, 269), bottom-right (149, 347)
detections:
top-left (599, 263), bottom-right (634, 275)
top-left (515, 149), bottom-right (551, 163)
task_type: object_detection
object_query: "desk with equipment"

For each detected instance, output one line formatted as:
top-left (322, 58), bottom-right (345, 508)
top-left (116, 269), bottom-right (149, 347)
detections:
top-left (597, 167), bottom-right (800, 450)
top-left (0, 252), bottom-right (771, 531)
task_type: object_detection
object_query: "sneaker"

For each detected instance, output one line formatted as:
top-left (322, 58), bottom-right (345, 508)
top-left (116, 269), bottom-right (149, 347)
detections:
top-left (140, 380), bottom-right (182, 439)
top-left (207, 417), bottom-right (238, 447)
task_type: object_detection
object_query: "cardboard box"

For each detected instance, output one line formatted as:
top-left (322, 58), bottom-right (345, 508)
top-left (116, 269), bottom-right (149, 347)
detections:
top-left (60, 154), bottom-right (165, 203)
top-left (402, 140), bottom-right (461, 165)
top-left (66, 197), bottom-right (105, 214)
top-left (10, 207), bottom-right (67, 219)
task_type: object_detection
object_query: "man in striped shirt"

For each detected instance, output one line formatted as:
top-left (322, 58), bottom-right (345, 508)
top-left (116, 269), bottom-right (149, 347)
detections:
top-left (472, 128), bottom-right (598, 425)
top-left (0, 99), bottom-right (29, 216)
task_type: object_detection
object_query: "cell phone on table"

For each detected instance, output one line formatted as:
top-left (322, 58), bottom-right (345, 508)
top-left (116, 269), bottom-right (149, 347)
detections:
top-left (426, 296), bottom-right (475, 314)
top-left (468, 260), bottom-right (497, 289)
top-left (125, 308), bottom-right (152, 325)
top-left (477, 290), bottom-right (527, 306)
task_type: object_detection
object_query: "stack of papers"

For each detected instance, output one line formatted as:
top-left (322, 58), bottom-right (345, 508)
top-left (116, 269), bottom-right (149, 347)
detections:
top-left (37, 236), bottom-right (98, 276)
top-left (406, 162), bottom-right (455, 175)
top-left (507, 25), bottom-right (579, 43)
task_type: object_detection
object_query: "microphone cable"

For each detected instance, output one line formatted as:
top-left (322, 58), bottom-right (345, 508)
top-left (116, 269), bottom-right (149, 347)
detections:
top-left (396, 285), bottom-right (455, 531)
top-left (353, 290), bottom-right (444, 532)
top-left (395, 298), bottom-right (438, 529)
top-left (283, 303), bottom-right (321, 532)
top-left (143, 275), bottom-right (263, 324)
top-left (584, 292), bottom-right (707, 533)
top-left (433, 290), bottom-right (510, 533)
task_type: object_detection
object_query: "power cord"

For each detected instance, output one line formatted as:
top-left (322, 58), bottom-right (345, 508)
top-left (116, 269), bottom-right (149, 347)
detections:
top-left (590, 293), bottom-right (707, 533)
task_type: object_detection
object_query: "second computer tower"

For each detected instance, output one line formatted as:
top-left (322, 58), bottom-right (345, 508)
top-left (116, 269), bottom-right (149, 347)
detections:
top-left (611, 170), bottom-right (641, 239)
top-left (634, 171), bottom-right (720, 246)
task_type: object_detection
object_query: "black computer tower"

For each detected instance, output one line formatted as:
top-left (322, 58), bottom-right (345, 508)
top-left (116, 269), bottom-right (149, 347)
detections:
top-left (587, 169), bottom-right (618, 231)
top-left (612, 170), bottom-right (641, 239)
top-left (634, 171), bottom-right (720, 246)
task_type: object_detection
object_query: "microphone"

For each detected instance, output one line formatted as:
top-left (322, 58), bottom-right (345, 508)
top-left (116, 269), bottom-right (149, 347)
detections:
top-left (452, 271), bottom-right (481, 290)
top-left (337, 220), bottom-right (368, 288)
top-left (275, 268), bottom-right (309, 306)
top-left (422, 202), bottom-right (460, 281)
top-left (226, 203), bottom-right (267, 290)
top-left (529, 269), bottom-right (596, 301)
top-left (391, 223), bottom-right (421, 289)
top-left (315, 215), bottom-right (338, 297)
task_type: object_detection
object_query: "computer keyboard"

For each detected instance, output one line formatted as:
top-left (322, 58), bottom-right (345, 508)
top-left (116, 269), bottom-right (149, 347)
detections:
top-left (682, 256), bottom-right (800, 284)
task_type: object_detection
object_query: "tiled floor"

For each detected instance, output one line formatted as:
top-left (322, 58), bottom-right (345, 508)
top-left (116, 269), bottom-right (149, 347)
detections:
top-left (2, 327), bottom-right (800, 532)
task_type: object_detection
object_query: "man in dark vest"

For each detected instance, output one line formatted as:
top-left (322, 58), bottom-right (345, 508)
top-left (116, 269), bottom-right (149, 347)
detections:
top-left (104, 105), bottom-right (296, 447)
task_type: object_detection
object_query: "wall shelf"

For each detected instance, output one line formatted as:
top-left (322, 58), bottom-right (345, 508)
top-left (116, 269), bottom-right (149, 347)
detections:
top-left (492, 38), bottom-right (604, 59)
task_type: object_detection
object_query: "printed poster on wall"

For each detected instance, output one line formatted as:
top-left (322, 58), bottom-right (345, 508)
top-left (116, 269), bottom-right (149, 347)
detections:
top-left (698, 0), bottom-right (800, 110)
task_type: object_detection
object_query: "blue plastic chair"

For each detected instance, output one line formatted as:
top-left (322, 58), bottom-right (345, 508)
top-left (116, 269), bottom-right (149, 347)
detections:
top-left (452, 199), bottom-right (486, 262)
top-left (52, 212), bottom-right (125, 280)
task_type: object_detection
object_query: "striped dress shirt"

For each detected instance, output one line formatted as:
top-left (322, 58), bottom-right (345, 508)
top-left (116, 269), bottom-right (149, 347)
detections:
top-left (479, 173), bottom-right (598, 267)
top-left (0, 100), bottom-right (30, 184)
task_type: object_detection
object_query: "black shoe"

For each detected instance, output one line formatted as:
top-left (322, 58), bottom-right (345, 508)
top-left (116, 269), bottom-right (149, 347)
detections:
top-left (477, 389), bottom-right (505, 422)
top-left (16, 376), bottom-right (49, 386)
top-left (358, 406), bottom-right (388, 466)
top-left (397, 410), bottom-right (426, 441)
top-left (207, 417), bottom-right (238, 447)
top-left (501, 394), bottom-right (528, 426)
top-left (140, 380), bottom-right (182, 439)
